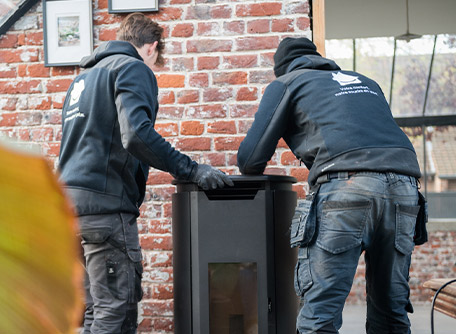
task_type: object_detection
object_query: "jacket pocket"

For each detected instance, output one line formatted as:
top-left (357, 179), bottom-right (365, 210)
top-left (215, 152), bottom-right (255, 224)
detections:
top-left (317, 200), bottom-right (371, 254)
top-left (290, 197), bottom-right (317, 248)
top-left (395, 204), bottom-right (420, 255)
top-left (294, 247), bottom-right (313, 297)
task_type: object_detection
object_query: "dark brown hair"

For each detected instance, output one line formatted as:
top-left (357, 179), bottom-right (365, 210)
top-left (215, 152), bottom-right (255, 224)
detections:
top-left (117, 13), bottom-right (165, 66)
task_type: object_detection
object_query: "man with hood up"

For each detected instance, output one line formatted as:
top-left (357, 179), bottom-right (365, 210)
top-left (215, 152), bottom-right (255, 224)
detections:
top-left (237, 37), bottom-right (423, 333)
top-left (59, 13), bottom-right (233, 334)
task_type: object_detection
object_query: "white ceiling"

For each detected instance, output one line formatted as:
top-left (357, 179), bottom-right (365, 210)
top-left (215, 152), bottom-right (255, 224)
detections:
top-left (325, 0), bottom-right (456, 39)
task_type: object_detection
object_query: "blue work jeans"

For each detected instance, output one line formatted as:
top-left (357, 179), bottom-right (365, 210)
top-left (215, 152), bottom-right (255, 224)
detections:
top-left (295, 172), bottom-right (419, 334)
top-left (79, 213), bottom-right (143, 334)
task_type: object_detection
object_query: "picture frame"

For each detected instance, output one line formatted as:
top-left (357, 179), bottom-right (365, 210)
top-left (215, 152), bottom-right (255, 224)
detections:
top-left (0, 0), bottom-right (40, 36)
top-left (43, 0), bottom-right (93, 67)
top-left (108, 0), bottom-right (158, 14)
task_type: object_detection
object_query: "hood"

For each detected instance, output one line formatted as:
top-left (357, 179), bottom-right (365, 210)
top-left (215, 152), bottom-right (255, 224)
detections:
top-left (286, 55), bottom-right (341, 73)
top-left (80, 41), bottom-right (143, 68)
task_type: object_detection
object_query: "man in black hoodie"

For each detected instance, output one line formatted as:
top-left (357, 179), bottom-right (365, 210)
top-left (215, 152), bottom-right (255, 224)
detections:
top-left (237, 38), bottom-right (422, 334)
top-left (59, 13), bottom-right (232, 334)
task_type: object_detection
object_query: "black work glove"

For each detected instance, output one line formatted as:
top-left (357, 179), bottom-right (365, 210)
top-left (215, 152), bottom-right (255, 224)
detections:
top-left (190, 164), bottom-right (234, 190)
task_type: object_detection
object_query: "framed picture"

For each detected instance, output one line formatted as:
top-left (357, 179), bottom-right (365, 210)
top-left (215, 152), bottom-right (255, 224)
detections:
top-left (0, 0), bottom-right (40, 36)
top-left (43, 0), bottom-right (93, 67)
top-left (108, 0), bottom-right (158, 14)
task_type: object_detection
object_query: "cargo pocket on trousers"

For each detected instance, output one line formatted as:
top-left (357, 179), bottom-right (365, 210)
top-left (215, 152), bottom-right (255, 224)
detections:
top-left (290, 197), bottom-right (317, 248)
top-left (395, 204), bottom-right (420, 255)
top-left (134, 262), bottom-right (144, 302)
top-left (294, 247), bottom-right (313, 297)
top-left (317, 200), bottom-right (371, 254)
top-left (127, 248), bottom-right (143, 303)
top-left (106, 258), bottom-right (127, 300)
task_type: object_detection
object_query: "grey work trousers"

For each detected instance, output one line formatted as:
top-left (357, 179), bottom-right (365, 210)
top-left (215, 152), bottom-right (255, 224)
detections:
top-left (78, 213), bottom-right (143, 334)
top-left (295, 172), bottom-right (419, 333)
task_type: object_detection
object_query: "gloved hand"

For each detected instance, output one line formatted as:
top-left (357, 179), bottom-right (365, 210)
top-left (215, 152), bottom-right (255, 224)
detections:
top-left (190, 164), bottom-right (234, 190)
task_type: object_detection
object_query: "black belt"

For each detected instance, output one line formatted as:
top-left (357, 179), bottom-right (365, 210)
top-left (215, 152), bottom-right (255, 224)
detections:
top-left (316, 171), bottom-right (357, 184)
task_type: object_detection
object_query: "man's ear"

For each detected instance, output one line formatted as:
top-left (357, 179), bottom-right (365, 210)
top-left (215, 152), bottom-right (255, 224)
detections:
top-left (148, 41), bottom-right (158, 56)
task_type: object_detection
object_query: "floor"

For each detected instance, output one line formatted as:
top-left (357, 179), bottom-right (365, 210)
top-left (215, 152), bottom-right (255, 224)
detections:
top-left (341, 304), bottom-right (455, 334)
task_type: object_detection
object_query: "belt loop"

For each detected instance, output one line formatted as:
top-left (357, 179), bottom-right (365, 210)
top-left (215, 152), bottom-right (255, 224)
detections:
top-left (386, 172), bottom-right (397, 184)
top-left (338, 171), bottom-right (349, 180)
top-left (386, 172), bottom-right (392, 183)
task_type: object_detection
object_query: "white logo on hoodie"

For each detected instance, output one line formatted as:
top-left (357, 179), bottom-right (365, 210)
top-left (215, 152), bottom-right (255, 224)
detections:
top-left (332, 72), bottom-right (361, 86)
top-left (69, 79), bottom-right (85, 106)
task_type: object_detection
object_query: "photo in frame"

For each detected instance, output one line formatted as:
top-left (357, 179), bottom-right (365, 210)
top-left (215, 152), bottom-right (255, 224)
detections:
top-left (43, 0), bottom-right (93, 66)
top-left (108, 0), bottom-right (158, 13)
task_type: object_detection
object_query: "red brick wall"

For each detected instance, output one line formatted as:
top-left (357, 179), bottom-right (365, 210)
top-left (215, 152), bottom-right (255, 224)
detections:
top-left (0, 1), bottom-right (310, 332)
top-left (1, 1), bottom-right (454, 332)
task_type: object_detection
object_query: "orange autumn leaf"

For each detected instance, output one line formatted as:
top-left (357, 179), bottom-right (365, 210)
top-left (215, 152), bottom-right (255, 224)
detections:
top-left (0, 143), bottom-right (83, 334)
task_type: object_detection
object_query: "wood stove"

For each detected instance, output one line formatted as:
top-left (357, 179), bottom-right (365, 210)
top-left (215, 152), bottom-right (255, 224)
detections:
top-left (172, 175), bottom-right (298, 334)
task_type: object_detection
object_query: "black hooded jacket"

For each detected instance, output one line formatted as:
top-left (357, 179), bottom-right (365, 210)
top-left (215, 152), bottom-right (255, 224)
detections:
top-left (59, 41), bottom-right (196, 216)
top-left (237, 55), bottom-right (421, 186)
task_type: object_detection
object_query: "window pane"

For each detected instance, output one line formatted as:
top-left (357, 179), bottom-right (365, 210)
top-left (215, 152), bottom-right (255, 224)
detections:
top-left (425, 35), bottom-right (456, 116)
top-left (326, 39), bottom-right (354, 71)
top-left (391, 36), bottom-right (435, 117)
top-left (355, 37), bottom-right (394, 102)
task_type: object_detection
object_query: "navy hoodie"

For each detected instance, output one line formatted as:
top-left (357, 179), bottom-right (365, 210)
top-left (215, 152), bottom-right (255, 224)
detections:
top-left (237, 55), bottom-right (421, 186)
top-left (59, 41), bottom-right (196, 216)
